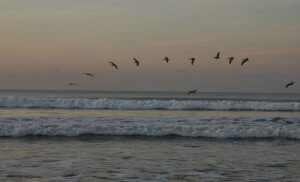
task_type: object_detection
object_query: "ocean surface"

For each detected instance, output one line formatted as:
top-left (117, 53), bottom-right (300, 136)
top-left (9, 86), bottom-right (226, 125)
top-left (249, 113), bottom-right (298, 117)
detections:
top-left (0, 90), bottom-right (299, 181)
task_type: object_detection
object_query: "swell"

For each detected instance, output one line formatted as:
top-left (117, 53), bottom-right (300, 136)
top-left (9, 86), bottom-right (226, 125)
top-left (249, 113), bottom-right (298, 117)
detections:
top-left (0, 116), bottom-right (299, 139)
top-left (0, 96), bottom-right (299, 111)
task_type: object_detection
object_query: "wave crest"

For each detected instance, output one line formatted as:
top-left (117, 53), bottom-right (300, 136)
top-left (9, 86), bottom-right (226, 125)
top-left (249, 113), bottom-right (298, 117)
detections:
top-left (0, 97), bottom-right (299, 111)
top-left (0, 117), bottom-right (299, 139)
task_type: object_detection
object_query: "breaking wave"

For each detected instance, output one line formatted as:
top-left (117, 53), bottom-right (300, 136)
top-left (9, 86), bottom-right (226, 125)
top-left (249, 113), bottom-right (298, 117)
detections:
top-left (0, 97), bottom-right (299, 111)
top-left (0, 116), bottom-right (299, 139)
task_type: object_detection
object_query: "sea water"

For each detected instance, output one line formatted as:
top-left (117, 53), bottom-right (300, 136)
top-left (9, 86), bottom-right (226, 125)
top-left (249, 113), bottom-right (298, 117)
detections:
top-left (0, 90), bottom-right (299, 181)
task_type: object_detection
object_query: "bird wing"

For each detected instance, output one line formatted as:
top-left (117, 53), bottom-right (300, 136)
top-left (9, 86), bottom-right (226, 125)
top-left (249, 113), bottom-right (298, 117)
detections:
top-left (241, 59), bottom-right (248, 65)
top-left (286, 82), bottom-right (294, 88)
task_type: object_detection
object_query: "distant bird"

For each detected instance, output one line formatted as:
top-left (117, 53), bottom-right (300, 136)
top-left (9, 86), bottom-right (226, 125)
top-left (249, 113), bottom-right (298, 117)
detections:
top-left (67, 83), bottom-right (77, 86)
top-left (241, 58), bottom-right (249, 66)
top-left (189, 58), bottom-right (196, 65)
top-left (133, 58), bottom-right (140, 66)
top-left (109, 61), bottom-right (118, 70)
top-left (214, 52), bottom-right (220, 59)
top-left (286, 82), bottom-right (295, 89)
top-left (228, 57), bottom-right (234, 64)
top-left (163, 56), bottom-right (170, 63)
top-left (82, 73), bottom-right (94, 77)
top-left (188, 90), bottom-right (197, 95)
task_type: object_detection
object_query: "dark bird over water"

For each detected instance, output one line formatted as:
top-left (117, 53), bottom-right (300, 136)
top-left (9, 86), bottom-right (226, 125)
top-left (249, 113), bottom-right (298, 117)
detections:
top-left (228, 57), bottom-right (234, 64)
top-left (214, 52), bottom-right (220, 59)
top-left (82, 73), bottom-right (94, 77)
top-left (286, 82), bottom-right (295, 88)
top-left (241, 58), bottom-right (249, 66)
top-left (189, 58), bottom-right (196, 65)
top-left (133, 58), bottom-right (140, 66)
top-left (163, 56), bottom-right (170, 63)
top-left (67, 83), bottom-right (77, 86)
top-left (109, 61), bottom-right (118, 70)
top-left (188, 90), bottom-right (197, 95)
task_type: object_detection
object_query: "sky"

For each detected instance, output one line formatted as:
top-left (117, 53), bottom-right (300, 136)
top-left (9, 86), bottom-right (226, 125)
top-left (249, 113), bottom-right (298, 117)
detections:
top-left (0, 0), bottom-right (299, 93)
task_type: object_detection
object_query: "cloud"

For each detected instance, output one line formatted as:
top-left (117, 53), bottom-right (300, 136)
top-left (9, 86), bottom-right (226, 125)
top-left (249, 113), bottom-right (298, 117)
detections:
top-left (146, 34), bottom-right (218, 46)
top-left (196, 35), bottom-right (217, 42)
top-left (238, 46), bottom-right (300, 57)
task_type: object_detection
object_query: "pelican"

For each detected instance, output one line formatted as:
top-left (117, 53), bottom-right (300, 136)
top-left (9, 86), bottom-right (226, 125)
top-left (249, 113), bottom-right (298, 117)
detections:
top-left (163, 56), bottom-right (170, 63)
top-left (67, 83), bottom-right (77, 86)
top-left (109, 61), bottom-right (118, 70)
top-left (133, 58), bottom-right (140, 66)
top-left (189, 58), bottom-right (196, 65)
top-left (82, 73), bottom-right (94, 77)
top-left (286, 82), bottom-right (295, 89)
top-left (241, 58), bottom-right (249, 66)
top-left (188, 90), bottom-right (197, 95)
top-left (214, 52), bottom-right (220, 59)
top-left (228, 57), bottom-right (234, 64)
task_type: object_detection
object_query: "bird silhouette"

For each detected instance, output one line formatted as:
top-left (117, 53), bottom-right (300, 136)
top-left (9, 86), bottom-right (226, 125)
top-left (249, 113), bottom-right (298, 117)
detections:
top-left (109, 61), bottom-right (118, 70)
top-left (228, 57), bottom-right (234, 64)
top-left (133, 58), bottom-right (140, 66)
top-left (286, 82), bottom-right (295, 88)
top-left (82, 73), bottom-right (94, 77)
top-left (67, 83), bottom-right (77, 86)
top-left (188, 90), bottom-right (197, 95)
top-left (241, 58), bottom-right (249, 66)
top-left (163, 56), bottom-right (170, 63)
top-left (189, 58), bottom-right (196, 65)
top-left (214, 52), bottom-right (220, 59)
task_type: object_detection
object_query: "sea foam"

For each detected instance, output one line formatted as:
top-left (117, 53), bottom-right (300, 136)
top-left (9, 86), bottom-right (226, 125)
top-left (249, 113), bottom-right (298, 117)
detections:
top-left (0, 96), bottom-right (299, 111)
top-left (0, 116), bottom-right (299, 138)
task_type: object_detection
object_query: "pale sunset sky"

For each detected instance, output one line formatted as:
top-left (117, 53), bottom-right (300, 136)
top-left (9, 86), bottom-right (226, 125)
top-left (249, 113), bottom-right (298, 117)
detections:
top-left (0, 0), bottom-right (299, 92)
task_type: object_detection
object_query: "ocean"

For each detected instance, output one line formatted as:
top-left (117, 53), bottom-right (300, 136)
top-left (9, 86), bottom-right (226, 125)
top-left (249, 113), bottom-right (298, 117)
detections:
top-left (0, 90), bottom-right (299, 181)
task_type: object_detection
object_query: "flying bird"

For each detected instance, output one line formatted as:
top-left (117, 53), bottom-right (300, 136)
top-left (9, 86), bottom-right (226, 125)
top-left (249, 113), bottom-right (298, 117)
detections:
top-left (228, 57), bottom-right (234, 64)
top-left (188, 90), bottom-right (197, 95)
top-left (189, 58), bottom-right (196, 65)
top-left (109, 61), bottom-right (118, 70)
top-left (286, 82), bottom-right (295, 89)
top-left (214, 52), bottom-right (220, 59)
top-left (67, 83), bottom-right (77, 86)
top-left (82, 73), bottom-right (94, 77)
top-left (241, 58), bottom-right (249, 66)
top-left (163, 56), bottom-right (170, 63)
top-left (133, 58), bottom-right (140, 66)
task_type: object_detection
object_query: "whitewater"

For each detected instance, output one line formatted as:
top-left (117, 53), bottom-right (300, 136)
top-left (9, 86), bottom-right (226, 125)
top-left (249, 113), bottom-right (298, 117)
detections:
top-left (1, 116), bottom-right (299, 138)
top-left (0, 96), bottom-right (299, 111)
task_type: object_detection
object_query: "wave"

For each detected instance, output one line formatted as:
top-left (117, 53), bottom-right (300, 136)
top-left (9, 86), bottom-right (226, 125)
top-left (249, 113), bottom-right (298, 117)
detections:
top-left (0, 96), bottom-right (299, 111)
top-left (0, 116), bottom-right (299, 139)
